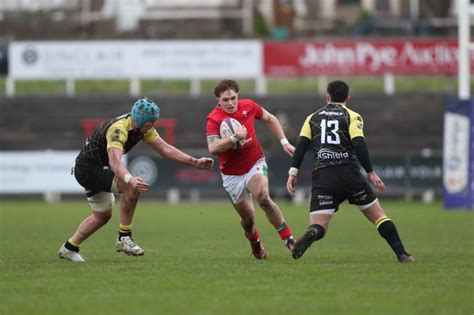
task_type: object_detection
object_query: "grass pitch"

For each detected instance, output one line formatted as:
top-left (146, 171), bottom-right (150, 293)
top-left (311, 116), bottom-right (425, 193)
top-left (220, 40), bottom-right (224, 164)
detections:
top-left (1, 200), bottom-right (473, 315)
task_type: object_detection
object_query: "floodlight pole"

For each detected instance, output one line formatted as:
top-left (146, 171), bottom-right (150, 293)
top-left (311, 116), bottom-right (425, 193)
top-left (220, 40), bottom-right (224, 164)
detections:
top-left (458, 0), bottom-right (472, 100)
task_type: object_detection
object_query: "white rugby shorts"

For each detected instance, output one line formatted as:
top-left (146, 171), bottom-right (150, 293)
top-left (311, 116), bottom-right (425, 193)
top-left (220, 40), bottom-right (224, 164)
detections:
top-left (221, 158), bottom-right (267, 204)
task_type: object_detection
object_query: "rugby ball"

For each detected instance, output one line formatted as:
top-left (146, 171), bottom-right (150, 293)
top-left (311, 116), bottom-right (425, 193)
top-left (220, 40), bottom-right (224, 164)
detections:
top-left (220, 118), bottom-right (245, 148)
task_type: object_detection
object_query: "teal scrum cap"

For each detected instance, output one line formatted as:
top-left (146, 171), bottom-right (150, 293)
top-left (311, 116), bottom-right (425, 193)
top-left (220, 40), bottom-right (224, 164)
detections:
top-left (131, 98), bottom-right (160, 128)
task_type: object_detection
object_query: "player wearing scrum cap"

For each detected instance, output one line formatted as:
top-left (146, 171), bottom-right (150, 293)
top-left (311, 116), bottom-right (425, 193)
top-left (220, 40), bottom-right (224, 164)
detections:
top-left (58, 98), bottom-right (214, 262)
top-left (206, 79), bottom-right (296, 259)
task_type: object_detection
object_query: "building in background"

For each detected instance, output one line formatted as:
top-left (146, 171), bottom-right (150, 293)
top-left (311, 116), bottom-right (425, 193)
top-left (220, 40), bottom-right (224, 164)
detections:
top-left (0, 0), bottom-right (467, 39)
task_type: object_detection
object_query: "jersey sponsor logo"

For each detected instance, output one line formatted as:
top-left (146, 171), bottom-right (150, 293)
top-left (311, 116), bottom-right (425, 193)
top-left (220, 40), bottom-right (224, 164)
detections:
top-left (112, 130), bottom-right (121, 141)
top-left (318, 194), bottom-right (333, 206)
top-left (112, 129), bottom-right (126, 145)
top-left (352, 190), bottom-right (366, 197)
top-left (352, 190), bottom-right (368, 201)
top-left (317, 194), bottom-right (332, 200)
top-left (319, 110), bottom-right (343, 116)
top-left (319, 200), bottom-right (333, 206)
top-left (356, 116), bottom-right (364, 129)
top-left (317, 148), bottom-right (350, 160)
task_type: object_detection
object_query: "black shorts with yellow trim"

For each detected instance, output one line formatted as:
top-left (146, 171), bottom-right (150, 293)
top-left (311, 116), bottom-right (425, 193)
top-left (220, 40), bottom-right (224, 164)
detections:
top-left (310, 164), bottom-right (377, 213)
top-left (74, 163), bottom-right (115, 198)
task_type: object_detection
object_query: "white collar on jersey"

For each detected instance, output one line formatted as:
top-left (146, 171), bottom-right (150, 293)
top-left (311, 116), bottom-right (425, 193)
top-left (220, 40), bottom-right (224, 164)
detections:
top-left (327, 102), bottom-right (346, 106)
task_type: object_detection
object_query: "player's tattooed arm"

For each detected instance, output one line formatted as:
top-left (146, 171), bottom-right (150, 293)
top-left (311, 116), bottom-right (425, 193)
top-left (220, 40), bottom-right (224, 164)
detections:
top-left (207, 135), bottom-right (234, 155)
top-left (207, 135), bottom-right (219, 143)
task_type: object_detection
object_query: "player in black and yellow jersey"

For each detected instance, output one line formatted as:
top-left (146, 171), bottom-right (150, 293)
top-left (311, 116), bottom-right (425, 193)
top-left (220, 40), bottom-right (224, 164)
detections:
top-left (58, 98), bottom-right (214, 262)
top-left (287, 80), bottom-right (414, 263)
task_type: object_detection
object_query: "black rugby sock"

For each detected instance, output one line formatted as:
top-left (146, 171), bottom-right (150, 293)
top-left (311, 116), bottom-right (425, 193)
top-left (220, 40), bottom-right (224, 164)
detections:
top-left (119, 223), bottom-right (132, 239)
top-left (65, 240), bottom-right (79, 252)
top-left (309, 224), bottom-right (326, 241)
top-left (376, 217), bottom-right (408, 257)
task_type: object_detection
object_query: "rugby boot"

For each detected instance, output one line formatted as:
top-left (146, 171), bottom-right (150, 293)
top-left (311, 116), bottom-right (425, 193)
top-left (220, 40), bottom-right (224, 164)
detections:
top-left (116, 236), bottom-right (145, 256)
top-left (292, 227), bottom-right (318, 259)
top-left (397, 253), bottom-right (415, 263)
top-left (58, 244), bottom-right (86, 262)
top-left (285, 237), bottom-right (296, 253)
top-left (250, 239), bottom-right (267, 260)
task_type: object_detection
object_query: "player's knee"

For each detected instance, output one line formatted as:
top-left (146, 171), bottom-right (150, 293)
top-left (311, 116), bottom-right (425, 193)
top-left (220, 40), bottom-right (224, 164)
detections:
top-left (255, 191), bottom-right (271, 207)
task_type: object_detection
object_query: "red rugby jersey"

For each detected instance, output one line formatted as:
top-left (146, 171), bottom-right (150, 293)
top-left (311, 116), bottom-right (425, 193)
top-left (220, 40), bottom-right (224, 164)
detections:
top-left (206, 99), bottom-right (264, 175)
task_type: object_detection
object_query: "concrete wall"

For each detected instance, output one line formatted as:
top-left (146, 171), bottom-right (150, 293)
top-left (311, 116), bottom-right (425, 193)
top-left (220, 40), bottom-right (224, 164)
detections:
top-left (0, 92), bottom-right (444, 154)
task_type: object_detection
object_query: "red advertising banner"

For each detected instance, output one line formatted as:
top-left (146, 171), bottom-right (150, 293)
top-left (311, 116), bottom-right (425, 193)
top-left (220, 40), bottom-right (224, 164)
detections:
top-left (264, 39), bottom-right (474, 76)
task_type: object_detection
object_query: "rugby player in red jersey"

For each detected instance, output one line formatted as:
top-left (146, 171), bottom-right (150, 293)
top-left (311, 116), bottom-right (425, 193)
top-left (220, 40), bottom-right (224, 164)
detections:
top-left (206, 80), bottom-right (295, 259)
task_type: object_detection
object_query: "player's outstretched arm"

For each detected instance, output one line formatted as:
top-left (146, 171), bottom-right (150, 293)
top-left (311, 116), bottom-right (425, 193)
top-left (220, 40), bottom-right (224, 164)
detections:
top-left (149, 137), bottom-right (214, 169)
top-left (194, 157), bottom-right (214, 170)
top-left (260, 109), bottom-right (294, 156)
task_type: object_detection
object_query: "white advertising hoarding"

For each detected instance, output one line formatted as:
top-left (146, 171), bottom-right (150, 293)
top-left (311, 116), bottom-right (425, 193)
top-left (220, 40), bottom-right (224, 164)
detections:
top-left (443, 113), bottom-right (470, 194)
top-left (9, 40), bottom-right (262, 79)
top-left (0, 151), bottom-right (82, 193)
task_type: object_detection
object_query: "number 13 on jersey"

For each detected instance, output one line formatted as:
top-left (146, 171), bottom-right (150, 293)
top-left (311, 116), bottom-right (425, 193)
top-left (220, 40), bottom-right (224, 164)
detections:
top-left (321, 119), bottom-right (340, 144)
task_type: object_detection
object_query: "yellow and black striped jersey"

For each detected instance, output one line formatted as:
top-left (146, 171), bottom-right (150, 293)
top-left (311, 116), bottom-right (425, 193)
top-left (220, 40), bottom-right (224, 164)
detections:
top-left (76, 114), bottom-right (160, 166)
top-left (299, 103), bottom-right (364, 170)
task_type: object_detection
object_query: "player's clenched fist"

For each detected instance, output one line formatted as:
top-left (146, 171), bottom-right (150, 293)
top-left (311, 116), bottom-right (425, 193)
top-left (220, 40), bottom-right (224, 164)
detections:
top-left (195, 157), bottom-right (214, 170)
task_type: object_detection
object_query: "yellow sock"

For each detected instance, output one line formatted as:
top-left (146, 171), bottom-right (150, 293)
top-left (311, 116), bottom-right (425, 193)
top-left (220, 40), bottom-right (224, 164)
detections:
top-left (119, 224), bottom-right (132, 238)
top-left (375, 216), bottom-right (391, 229)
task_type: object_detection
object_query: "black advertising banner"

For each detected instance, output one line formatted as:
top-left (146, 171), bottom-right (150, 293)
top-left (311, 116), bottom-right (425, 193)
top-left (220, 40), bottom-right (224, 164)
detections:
top-left (127, 155), bottom-right (221, 190)
top-left (127, 152), bottom-right (442, 198)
